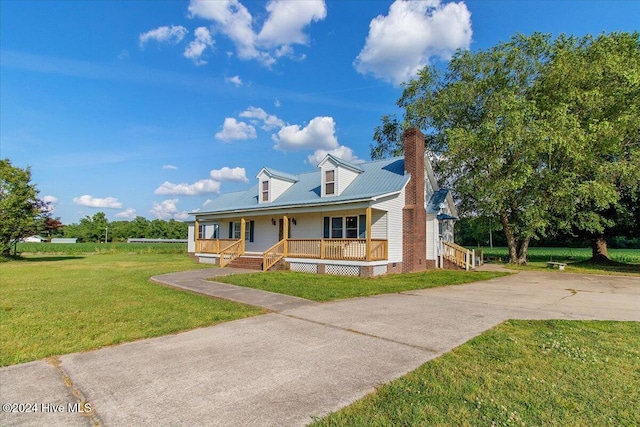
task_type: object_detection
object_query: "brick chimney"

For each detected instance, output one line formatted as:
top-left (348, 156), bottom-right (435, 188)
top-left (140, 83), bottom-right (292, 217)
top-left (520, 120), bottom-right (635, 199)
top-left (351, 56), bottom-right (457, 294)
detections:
top-left (402, 128), bottom-right (427, 272)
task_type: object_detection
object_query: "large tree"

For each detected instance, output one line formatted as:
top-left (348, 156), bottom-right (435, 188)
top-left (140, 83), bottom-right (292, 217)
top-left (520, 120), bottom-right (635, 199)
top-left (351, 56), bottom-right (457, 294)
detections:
top-left (373, 32), bottom-right (640, 264)
top-left (535, 32), bottom-right (640, 261)
top-left (0, 159), bottom-right (50, 256)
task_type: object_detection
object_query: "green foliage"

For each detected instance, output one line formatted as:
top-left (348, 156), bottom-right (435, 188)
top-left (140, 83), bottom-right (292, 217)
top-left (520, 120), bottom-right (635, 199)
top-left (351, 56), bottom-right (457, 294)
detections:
top-left (15, 242), bottom-right (188, 255)
top-left (313, 320), bottom-right (640, 426)
top-left (0, 254), bottom-right (263, 366)
top-left (217, 270), bottom-right (509, 302)
top-left (375, 32), bottom-right (640, 264)
top-left (0, 159), bottom-right (50, 256)
top-left (61, 213), bottom-right (188, 242)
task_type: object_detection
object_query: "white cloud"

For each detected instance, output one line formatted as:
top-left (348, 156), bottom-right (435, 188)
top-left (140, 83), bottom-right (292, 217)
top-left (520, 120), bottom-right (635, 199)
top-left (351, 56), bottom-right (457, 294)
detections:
top-left (73, 195), bottom-right (122, 209)
top-left (183, 26), bottom-right (215, 65)
top-left (225, 75), bottom-right (243, 86)
top-left (188, 0), bottom-right (326, 66)
top-left (272, 116), bottom-right (338, 151)
top-left (163, 164), bottom-right (178, 170)
top-left (239, 106), bottom-right (284, 130)
top-left (354, 0), bottom-right (472, 85)
top-left (155, 179), bottom-right (221, 196)
top-left (308, 145), bottom-right (363, 166)
top-left (258, 0), bottom-right (327, 48)
top-left (209, 167), bottom-right (249, 183)
top-left (115, 208), bottom-right (137, 219)
top-left (215, 118), bottom-right (257, 142)
top-left (150, 199), bottom-right (189, 220)
top-left (139, 25), bottom-right (188, 47)
top-left (43, 195), bottom-right (58, 204)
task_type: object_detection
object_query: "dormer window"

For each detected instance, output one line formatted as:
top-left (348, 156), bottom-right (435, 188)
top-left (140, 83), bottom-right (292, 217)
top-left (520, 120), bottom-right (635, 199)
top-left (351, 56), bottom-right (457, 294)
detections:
top-left (261, 180), bottom-right (269, 202)
top-left (325, 170), bottom-right (335, 195)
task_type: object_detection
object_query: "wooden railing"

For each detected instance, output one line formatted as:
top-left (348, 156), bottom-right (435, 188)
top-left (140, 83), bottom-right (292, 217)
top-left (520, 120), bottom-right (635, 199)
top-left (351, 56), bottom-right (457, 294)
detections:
top-left (287, 239), bottom-right (387, 261)
top-left (262, 239), bottom-right (286, 271)
top-left (196, 239), bottom-right (238, 254)
top-left (219, 239), bottom-right (243, 267)
top-left (442, 241), bottom-right (475, 270)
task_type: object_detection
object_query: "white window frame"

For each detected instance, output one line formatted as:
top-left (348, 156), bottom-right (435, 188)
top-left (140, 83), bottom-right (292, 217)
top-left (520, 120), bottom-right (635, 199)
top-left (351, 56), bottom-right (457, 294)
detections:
top-left (329, 215), bottom-right (359, 239)
top-left (325, 170), bottom-right (336, 196)
top-left (261, 180), bottom-right (269, 202)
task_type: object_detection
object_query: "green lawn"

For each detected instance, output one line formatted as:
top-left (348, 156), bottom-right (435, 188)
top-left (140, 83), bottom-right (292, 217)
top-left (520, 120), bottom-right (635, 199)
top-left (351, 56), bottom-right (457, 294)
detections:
top-left (313, 320), bottom-right (640, 426)
top-left (216, 270), bottom-right (510, 302)
top-left (0, 253), bottom-right (263, 366)
top-left (478, 247), bottom-right (640, 275)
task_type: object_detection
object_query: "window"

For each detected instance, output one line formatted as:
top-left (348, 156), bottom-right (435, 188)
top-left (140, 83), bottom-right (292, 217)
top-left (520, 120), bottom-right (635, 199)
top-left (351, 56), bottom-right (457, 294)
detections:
top-left (331, 217), bottom-right (343, 238)
top-left (345, 216), bottom-right (358, 238)
top-left (325, 170), bottom-right (335, 195)
top-left (233, 222), bottom-right (241, 239)
top-left (198, 224), bottom-right (204, 239)
top-left (325, 215), bottom-right (363, 239)
top-left (261, 180), bottom-right (269, 202)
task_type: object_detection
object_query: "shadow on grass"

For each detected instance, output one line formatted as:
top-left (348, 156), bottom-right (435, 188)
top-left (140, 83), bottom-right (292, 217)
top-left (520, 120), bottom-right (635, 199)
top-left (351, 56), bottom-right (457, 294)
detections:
top-left (570, 260), bottom-right (640, 274)
top-left (19, 256), bottom-right (86, 262)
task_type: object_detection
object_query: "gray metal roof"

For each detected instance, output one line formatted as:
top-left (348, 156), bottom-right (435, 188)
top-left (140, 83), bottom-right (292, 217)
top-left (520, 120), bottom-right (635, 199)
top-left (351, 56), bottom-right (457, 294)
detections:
top-left (193, 157), bottom-right (408, 215)
top-left (259, 167), bottom-right (300, 182)
top-left (427, 189), bottom-right (452, 214)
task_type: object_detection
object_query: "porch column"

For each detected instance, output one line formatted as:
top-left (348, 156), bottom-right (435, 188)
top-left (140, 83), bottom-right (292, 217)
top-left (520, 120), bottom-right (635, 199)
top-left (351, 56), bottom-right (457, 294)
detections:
top-left (365, 207), bottom-right (372, 261)
top-left (282, 215), bottom-right (289, 256)
top-left (240, 218), bottom-right (246, 254)
top-left (194, 218), bottom-right (199, 252)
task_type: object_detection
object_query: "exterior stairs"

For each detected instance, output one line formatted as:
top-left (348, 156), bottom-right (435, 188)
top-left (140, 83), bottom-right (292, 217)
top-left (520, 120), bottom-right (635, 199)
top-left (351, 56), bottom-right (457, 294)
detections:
top-left (227, 256), bottom-right (264, 271)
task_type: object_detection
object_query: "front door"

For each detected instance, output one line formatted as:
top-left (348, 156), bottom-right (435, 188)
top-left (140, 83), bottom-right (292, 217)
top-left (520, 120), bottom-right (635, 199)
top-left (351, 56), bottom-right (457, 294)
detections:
top-left (278, 218), bottom-right (291, 241)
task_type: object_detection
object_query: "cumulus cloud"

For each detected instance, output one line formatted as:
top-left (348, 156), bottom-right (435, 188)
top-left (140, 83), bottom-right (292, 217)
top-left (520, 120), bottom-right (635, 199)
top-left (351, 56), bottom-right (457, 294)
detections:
top-left (155, 179), bottom-right (221, 196)
top-left (188, 0), bottom-right (326, 66)
top-left (150, 199), bottom-right (189, 220)
top-left (139, 25), bottom-right (188, 47)
top-left (115, 208), bottom-right (137, 219)
top-left (354, 0), bottom-right (472, 85)
top-left (73, 195), bottom-right (122, 209)
top-left (183, 26), bottom-right (215, 65)
top-left (163, 164), bottom-right (178, 170)
top-left (225, 75), bottom-right (243, 86)
top-left (308, 145), bottom-right (363, 166)
top-left (43, 195), bottom-right (58, 204)
top-left (272, 116), bottom-right (338, 151)
top-left (239, 106), bottom-right (284, 130)
top-left (209, 167), bottom-right (249, 183)
top-left (215, 118), bottom-right (257, 142)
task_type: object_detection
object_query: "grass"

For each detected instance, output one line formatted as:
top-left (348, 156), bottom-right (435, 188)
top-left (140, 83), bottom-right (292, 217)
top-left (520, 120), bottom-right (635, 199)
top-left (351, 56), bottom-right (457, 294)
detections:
top-left (478, 247), bottom-right (640, 275)
top-left (312, 320), bottom-right (640, 426)
top-left (14, 242), bottom-right (188, 255)
top-left (216, 270), bottom-right (510, 302)
top-left (0, 253), bottom-right (263, 366)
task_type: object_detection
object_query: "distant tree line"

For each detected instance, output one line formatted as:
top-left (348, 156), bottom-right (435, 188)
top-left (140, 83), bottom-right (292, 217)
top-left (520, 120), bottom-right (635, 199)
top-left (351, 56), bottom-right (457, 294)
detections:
top-left (49, 212), bottom-right (188, 243)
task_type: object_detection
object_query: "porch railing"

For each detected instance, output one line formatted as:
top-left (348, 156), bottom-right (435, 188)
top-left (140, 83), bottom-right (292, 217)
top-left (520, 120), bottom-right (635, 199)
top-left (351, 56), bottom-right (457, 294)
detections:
top-left (442, 241), bottom-right (475, 270)
top-left (218, 239), bottom-right (243, 267)
top-left (196, 239), bottom-right (239, 254)
top-left (262, 239), bottom-right (286, 271)
top-left (287, 239), bottom-right (387, 261)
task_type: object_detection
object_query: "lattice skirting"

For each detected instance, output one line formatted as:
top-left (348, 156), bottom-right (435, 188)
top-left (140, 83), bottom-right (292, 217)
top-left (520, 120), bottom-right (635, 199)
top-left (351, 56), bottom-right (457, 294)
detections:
top-left (289, 262), bottom-right (318, 274)
top-left (325, 264), bottom-right (361, 276)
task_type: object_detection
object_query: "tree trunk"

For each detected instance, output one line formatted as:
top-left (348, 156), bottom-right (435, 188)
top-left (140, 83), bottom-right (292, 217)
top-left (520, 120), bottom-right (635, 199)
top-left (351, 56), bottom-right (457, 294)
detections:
top-left (500, 209), bottom-right (518, 264)
top-left (517, 236), bottom-right (531, 265)
top-left (590, 234), bottom-right (610, 263)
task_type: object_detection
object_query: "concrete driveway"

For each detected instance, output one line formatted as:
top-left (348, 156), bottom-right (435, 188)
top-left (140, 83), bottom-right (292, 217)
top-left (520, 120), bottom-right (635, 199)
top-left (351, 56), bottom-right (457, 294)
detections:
top-left (2, 269), bottom-right (638, 426)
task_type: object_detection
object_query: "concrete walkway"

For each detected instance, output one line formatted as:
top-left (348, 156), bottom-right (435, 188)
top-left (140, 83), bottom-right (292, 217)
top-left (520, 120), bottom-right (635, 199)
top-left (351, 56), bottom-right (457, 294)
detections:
top-left (2, 268), bottom-right (639, 426)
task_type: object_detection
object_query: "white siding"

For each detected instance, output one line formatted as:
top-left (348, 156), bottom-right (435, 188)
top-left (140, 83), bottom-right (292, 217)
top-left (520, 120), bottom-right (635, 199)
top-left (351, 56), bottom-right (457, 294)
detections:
top-left (319, 158), bottom-right (361, 197)
top-left (371, 188), bottom-right (405, 263)
top-left (188, 224), bottom-right (195, 253)
top-left (245, 216), bottom-right (279, 253)
top-left (337, 167), bottom-right (359, 194)
top-left (426, 215), bottom-right (437, 260)
top-left (256, 172), bottom-right (294, 204)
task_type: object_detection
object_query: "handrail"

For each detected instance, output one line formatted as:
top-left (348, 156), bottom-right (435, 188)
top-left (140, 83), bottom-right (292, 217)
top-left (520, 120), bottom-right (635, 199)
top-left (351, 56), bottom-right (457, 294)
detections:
top-left (442, 241), bottom-right (475, 270)
top-left (262, 239), bottom-right (286, 271)
top-left (196, 238), bottom-right (237, 253)
top-left (219, 239), bottom-right (243, 267)
top-left (287, 239), bottom-right (387, 261)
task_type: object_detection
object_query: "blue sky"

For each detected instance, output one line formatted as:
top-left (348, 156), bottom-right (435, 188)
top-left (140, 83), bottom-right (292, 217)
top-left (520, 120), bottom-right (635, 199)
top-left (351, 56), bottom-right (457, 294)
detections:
top-left (2, 0), bottom-right (638, 224)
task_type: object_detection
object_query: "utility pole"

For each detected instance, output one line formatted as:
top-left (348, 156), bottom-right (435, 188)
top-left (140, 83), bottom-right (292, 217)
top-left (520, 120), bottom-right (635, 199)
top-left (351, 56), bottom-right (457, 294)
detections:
top-left (105, 226), bottom-right (109, 244)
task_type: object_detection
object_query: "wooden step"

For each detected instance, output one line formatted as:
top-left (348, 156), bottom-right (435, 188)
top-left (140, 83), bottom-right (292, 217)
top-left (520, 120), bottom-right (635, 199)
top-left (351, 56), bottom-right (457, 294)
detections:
top-left (227, 256), bottom-right (263, 270)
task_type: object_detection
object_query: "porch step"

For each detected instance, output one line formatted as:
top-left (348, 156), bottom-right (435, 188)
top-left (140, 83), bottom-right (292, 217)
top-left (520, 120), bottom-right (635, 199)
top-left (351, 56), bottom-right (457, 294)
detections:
top-left (227, 256), bottom-right (264, 271)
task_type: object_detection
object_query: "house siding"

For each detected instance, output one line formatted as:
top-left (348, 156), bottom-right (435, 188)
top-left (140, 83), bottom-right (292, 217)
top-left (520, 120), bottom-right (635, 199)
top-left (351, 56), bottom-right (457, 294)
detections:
top-left (372, 189), bottom-right (405, 263)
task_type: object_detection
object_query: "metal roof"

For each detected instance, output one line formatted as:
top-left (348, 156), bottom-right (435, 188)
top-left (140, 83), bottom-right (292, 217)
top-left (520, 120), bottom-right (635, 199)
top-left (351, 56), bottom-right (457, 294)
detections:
top-left (427, 188), bottom-right (452, 214)
top-left (257, 167), bottom-right (300, 182)
top-left (193, 157), bottom-right (408, 215)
